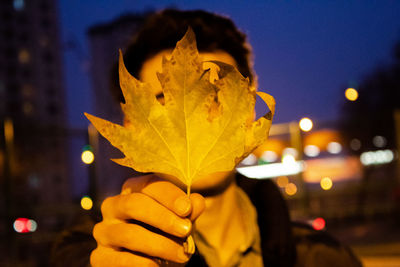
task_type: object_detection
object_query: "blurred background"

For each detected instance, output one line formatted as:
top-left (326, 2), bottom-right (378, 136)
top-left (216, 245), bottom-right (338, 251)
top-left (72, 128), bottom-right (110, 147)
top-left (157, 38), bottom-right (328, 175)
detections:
top-left (1, 0), bottom-right (400, 266)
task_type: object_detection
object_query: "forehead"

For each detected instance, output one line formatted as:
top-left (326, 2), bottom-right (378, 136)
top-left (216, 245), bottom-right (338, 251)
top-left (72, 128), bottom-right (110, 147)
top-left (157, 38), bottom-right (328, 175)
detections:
top-left (138, 49), bottom-right (237, 95)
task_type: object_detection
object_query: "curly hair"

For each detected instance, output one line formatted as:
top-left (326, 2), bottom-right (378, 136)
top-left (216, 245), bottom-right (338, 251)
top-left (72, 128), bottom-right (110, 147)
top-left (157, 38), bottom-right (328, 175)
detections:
top-left (111, 8), bottom-right (253, 103)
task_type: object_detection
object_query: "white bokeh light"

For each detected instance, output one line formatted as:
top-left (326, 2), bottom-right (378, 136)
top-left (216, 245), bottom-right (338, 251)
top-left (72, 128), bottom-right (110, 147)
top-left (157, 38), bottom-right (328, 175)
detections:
top-left (327, 142), bottom-right (342, 154)
top-left (241, 153), bottom-right (258, 165)
top-left (261, 151), bottom-right (278, 162)
top-left (304, 145), bottom-right (320, 157)
top-left (373, 136), bottom-right (386, 148)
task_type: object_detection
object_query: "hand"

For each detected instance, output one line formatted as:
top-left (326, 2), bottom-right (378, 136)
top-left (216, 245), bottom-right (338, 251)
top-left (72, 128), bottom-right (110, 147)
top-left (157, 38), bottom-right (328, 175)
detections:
top-left (90, 174), bottom-right (205, 266)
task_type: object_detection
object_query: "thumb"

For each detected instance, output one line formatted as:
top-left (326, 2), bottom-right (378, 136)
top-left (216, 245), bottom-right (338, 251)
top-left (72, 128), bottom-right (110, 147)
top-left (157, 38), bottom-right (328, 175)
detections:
top-left (188, 193), bottom-right (205, 221)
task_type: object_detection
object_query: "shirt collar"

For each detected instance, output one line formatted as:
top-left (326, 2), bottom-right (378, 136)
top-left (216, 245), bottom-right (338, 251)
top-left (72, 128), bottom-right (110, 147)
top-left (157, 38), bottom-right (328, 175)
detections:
top-left (192, 185), bottom-right (261, 266)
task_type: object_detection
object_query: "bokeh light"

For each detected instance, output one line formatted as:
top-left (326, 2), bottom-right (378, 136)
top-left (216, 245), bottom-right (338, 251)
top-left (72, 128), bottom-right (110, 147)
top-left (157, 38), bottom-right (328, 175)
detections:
top-left (81, 196), bottom-right (93, 210)
top-left (13, 0), bottom-right (24, 11)
top-left (320, 177), bottom-right (333, 190)
top-left (282, 147), bottom-right (298, 158)
top-left (299, 118), bottom-right (313, 132)
top-left (360, 149), bottom-right (394, 166)
top-left (282, 154), bottom-right (296, 165)
top-left (27, 219), bottom-right (37, 232)
top-left (81, 150), bottom-right (94, 164)
top-left (350, 138), bottom-right (361, 151)
top-left (13, 218), bottom-right (37, 233)
top-left (13, 218), bottom-right (28, 233)
top-left (276, 176), bottom-right (289, 188)
top-left (241, 153), bottom-right (257, 165)
top-left (18, 49), bottom-right (30, 64)
top-left (345, 88), bottom-right (358, 101)
top-left (285, 183), bottom-right (297, 196)
top-left (312, 217), bottom-right (326, 230)
top-left (327, 142), bottom-right (342, 154)
top-left (373, 136), bottom-right (386, 148)
top-left (261, 150), bottom-right (278, 163)
top-left (304, 145), bottom-right (320, 157)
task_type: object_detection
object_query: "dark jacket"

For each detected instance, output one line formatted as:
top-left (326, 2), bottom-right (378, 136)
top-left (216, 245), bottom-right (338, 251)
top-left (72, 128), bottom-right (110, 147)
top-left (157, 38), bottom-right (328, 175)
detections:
top-left (51, 175), bottom-right (362, 267)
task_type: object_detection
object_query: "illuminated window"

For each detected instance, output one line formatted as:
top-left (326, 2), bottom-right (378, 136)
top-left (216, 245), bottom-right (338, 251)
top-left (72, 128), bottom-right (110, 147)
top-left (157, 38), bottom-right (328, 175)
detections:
top-left (13, 0), bottom-right (25, 11)
top-left (23, 102), bottom-right (34, 115)
top-left (18, 49), bottom-right (30, 64)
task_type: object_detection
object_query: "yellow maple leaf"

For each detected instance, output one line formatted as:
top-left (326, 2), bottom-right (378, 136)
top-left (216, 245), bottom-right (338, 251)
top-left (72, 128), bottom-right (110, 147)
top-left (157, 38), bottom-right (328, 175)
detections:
top-left (85, 28), bottom-right (275, 194)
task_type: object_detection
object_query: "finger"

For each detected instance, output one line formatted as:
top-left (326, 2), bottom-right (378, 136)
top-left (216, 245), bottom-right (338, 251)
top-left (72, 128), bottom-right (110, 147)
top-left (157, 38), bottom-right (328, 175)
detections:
top-left (101, 194), bottom-right (192, 238)
top-left (95, 222), bottom-right (191, 264)
top-left (142, 179), bottom-right (192, 217)
top-left (90, 246), bottom-right (158, 267)
top-left (121, 175), bottom-right (155, 194)
top-left (121, 175), bottom-right (192, 217)
top-left (188, 193), bottom-right (205, 221)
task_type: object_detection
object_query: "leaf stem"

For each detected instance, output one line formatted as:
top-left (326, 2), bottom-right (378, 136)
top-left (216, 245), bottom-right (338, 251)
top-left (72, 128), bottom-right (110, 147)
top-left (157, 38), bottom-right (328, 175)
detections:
top-left (187, 186), bottom-right (191, 196)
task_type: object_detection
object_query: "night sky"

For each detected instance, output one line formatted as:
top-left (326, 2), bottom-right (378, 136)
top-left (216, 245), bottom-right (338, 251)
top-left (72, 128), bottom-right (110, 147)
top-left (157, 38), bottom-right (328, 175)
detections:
top-left (59, 0), bottom-right (400, 127)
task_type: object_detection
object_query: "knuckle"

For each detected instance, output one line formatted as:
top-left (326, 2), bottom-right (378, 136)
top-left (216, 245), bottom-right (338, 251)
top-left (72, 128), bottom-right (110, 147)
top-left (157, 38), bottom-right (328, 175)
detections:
top-left (125, 193), bottom-right (146, 213)
top-left (92, 223), bottom-right (103, 242)
top-left (166, 214), bottom-right (177, 233)
top-left (121, 177), bottom-right (136, 192)
top-left (100, 196), bottom-right (114, 215)
top-left (92, 222), bottom-right (111, 245)
top-left (90, 247), bottom-right (100, 266)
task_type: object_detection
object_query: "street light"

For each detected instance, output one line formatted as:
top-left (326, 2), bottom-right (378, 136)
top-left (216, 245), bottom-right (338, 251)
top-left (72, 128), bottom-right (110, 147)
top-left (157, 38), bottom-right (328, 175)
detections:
top-left (299, 117), bottom-right (313, 132)
top-left (320, 177), bottom-right (333, 190)
top-left (80, 196), bottom-right (93, 210)
top-left (345, 88), bottom-right (358, 101)
top-left (81, 145), bottom-right (94, 164)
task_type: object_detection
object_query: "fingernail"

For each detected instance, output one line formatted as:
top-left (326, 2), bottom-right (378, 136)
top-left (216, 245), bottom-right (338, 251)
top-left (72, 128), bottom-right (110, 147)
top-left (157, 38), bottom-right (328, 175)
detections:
top-left (174, 196), bottom-right (191, 215)
top-left (184, 235), bottom-right (195, 255)
top-left (175, 218), bottom-right (191, 236)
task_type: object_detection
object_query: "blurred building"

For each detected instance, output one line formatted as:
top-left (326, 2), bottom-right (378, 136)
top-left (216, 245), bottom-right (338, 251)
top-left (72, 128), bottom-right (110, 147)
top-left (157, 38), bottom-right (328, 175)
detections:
top-left (0, 0), bottom-right (70, 264)
top-left (238, 121), bottom-right (398, 222)
top-left (87, 12), bottom-right (150, 198)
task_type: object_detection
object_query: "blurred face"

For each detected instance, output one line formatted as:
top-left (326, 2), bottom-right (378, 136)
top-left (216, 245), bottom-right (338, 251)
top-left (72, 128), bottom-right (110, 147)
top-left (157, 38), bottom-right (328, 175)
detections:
top-left (138, 49), bottom-right (238, 192)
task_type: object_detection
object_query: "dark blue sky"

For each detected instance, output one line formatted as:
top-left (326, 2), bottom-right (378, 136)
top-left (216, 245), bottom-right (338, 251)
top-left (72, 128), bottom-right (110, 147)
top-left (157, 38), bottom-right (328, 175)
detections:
top-left (59, 0), bottom-right (400, 127)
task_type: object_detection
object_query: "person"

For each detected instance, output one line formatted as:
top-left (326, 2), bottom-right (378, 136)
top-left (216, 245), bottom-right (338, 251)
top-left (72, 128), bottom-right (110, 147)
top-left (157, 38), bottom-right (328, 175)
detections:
top-left (51, 9), bottom-right (362, 267)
